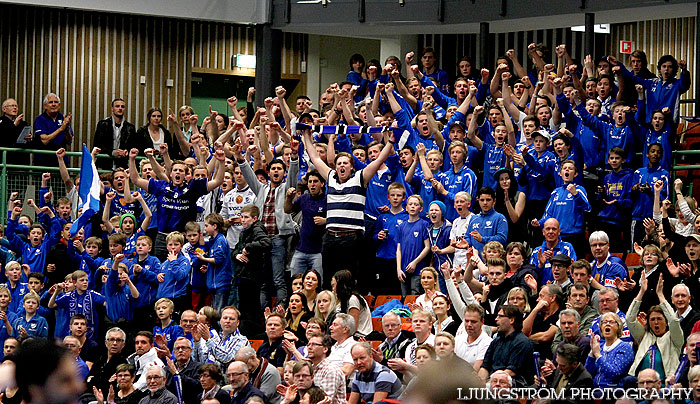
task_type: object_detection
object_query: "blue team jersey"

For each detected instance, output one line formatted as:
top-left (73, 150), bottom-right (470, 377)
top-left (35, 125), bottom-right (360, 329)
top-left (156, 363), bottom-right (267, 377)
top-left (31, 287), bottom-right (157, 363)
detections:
top-left (148, 178), bottom-right (208, 232)
top-left (396, 219), bottom-right (429, 273)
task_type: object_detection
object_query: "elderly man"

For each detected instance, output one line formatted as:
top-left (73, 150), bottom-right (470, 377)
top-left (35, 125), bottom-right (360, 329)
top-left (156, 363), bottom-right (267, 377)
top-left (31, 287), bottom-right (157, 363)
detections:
top-left (454, 304), bottom-right (492, 371)
top-left (234, 346), bottom-right (281, 404)
top-left (488, 370), bottom-right (515, 399)
top-left (536, 344), bottom-right (592, 402)
top-left (348, 343), bottom-right (403, 404)
top-left (478, 305), bottom-right (535, 387)
top-left (588, 231), bottom-right (628, 291)
top-left (225, 361), bottom-right (265, 404)
top-left (0, 98), bottom-right (30, 165)
top-left (551, 283), bottom-right (597, 349)
top-left (129, 331), bottom-right (165, 391)
top-left (672, 284), bottom-right (700, 338)
top-left (306, 333), bottom-right (346, 404)
top-left (668, 332), bottom-right (700, 387)
top-left (33, 92), bottom-right (72, 167)
top-left (529, 218), bottom-right (576, 284)
top-left (328, 313), bottom-right (357, 377)
top-left (376, 312), bottom-right (413, 368)
top-left (139, 367), bottom-right (178, 404)
top-left (637, 369), bottom-right (662, 402)
top-left (165, 337), bottom-right (202, 404)
top-left (588, 287), bottom-right (633, 344)
top-left (201, 306), bottom-right (249, 371)
top-left (87, 327), bottom-right (128, 396)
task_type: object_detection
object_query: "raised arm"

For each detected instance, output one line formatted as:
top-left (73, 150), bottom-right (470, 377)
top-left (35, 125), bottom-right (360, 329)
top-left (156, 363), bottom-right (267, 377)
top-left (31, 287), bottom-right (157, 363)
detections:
top-left (362, 133), bottom-right (396, 185)
top-left (206, 150), bottom-right (226, 192)
top-left (275, 86), bottom-right (293, 130)
top-left (466, 106), bottom-right (484, 150)
top-left (102, 192), bottom-right (116, 233)
top-left (55, 148), bottom-right (74, 193)
top-left (302, 129), bottom-right (330, 180)
top-left (500, 72), bottom-right (522, 121)
top-left (134, 191), bottom-right (152, 231)
top-left (128, 149), bottom-right (150, 190)
top-left (167, 108), bottom-right (191, 157)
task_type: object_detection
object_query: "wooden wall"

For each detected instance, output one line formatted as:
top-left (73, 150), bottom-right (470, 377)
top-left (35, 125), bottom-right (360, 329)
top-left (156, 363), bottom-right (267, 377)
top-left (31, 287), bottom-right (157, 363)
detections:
top-left (609, 17), bottom-right (696, 117)
top-left (0, 4), bottom-right (306, 152)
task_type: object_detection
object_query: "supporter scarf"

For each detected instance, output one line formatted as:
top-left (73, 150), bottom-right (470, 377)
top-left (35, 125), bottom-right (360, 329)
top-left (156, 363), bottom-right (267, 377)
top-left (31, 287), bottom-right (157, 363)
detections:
top-left (68, 290), bottom-right (95, 339)
top-left (295, 122), bottom-right (402, 136)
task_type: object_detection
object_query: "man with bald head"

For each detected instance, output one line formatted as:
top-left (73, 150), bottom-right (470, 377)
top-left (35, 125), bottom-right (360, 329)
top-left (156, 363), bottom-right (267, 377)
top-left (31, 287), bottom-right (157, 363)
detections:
top-left (529, 218), bottom-right (577, 284)
top-left (142, 367), bottom-right (178, 404)
top-left (637, 369), bottom-right (662, 401)
top-left (234, 346), bottom-right (281, 404)
top-left (225, 362), bottom-right (264, 404)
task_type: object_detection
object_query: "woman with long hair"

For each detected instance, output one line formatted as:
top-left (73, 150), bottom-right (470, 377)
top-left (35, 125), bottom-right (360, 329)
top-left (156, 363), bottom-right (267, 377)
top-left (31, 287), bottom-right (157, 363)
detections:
top-left (301, 269), bottom-right (322, 312)
top-left (286, 291), bottom-right (314, 343)
top-left (494, 168), bottom-right (527, 243)
top-left (415, 267), bottom-right (445, 312)
top-left (314, 290), bottom-right (338, 334)
top-left (332, 270), bottom-right (372, 337)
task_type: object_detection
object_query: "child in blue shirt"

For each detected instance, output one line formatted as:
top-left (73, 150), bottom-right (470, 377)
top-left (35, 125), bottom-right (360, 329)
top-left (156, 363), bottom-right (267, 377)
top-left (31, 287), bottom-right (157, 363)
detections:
top-left (597, 147), bottom-right (634, 251)
top-left (130, 235), bottom-right (161, 333)
top-left (97, 233), bottom-right (134, 293)
top-left (48, 270), bottom-right (106, 341)
top-left (104, 254), bottom-right (140, 323)
top-left (70, 236), bottom-right (107, 291)
top-left (102, 191), bottom-right (152, 259)
top-left (0, 286), bottom-right (18, 350)
top-left (374, 183), bottom-right (408, 295)
top-left (13, 292), bottom-right (48, 340)
top-left (153, 297), bottom-right (184, 352)
top-left (536, 160), bottom-right (591, 254)
top-left (156, 232), bottom-right (191, 313)
top-left (396, 195), bottom-right (431, 297)
top-left (467, 103), bottom-right (516, 191)
top-left (6, 204), bottom-right (61, 277)
top-left (631, 143), bottom-right (669, 244)
top-left (183, 222), bottom-right (207, 311)
top-left (4, 261), bottom-right (28, 314)
top-left (405, 143), bottom-right (446, 218)
top-left (195, 213), bottom-right (232, 312)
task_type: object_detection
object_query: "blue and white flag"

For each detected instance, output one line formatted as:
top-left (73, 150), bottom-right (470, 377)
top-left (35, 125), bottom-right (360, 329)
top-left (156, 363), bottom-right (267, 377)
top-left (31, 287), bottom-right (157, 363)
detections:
top-left (70, 145), bottom-right (101, 237)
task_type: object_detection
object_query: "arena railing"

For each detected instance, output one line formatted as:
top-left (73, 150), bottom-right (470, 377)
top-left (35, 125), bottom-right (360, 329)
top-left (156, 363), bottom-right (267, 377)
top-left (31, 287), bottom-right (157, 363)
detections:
top-left (0, 147), bottom-right (695, 225)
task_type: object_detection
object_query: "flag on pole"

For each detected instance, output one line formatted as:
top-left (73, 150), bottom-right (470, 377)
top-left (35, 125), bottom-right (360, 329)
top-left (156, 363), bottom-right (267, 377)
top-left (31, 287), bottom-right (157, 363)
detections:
top-left (70, 145), bottom-right (101, 237)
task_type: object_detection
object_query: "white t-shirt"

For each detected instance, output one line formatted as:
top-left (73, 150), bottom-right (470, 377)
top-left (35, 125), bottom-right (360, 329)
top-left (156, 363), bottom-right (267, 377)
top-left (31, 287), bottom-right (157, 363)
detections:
top-left (454, 331), bottom-right (492, 366)
top-left (327, 336), bottom-right (356, 369)
top-left (348, 295), bottom-right (373, 337)
top-left (450, 214), bottom-right (473, 269)
top-left (405, 334), bottom-right (435, 365)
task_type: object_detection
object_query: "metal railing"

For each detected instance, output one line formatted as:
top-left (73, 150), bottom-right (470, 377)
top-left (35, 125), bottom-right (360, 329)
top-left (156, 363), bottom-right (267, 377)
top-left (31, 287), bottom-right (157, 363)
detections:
top-left (0, 147), bottom-right (150, 223)
top-left (0, 147), bottom-right (695, 224)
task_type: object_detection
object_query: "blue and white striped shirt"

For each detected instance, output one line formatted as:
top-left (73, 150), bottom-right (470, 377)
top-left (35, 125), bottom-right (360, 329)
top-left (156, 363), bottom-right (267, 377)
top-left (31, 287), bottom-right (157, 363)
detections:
top-left (326, 169), bottom-right (366, 231)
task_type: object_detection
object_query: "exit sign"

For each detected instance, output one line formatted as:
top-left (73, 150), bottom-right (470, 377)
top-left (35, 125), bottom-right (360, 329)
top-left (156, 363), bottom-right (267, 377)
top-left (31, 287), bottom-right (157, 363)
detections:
top-left (620, 40), bottom-right (633, 54)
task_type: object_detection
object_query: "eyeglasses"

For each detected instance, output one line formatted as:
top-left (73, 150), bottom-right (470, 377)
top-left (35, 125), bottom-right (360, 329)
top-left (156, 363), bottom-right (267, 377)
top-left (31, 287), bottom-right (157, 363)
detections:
top-left (601, 320), bottom-right (618, 325)
top-left (306, 342), bottom-right (323, 347)
top-left (174, 346), bottom-right (191, 351)
top-left (227, 372), bottom-right (247, 378)
top-left (116, 374), bottom-right (132, 379)
top-left (107, 338), bottom-right (125, 343)
top-left (598, 298), bottom-right (617, 304)
top-left (294, 374), bottom-right (312, 379)
top-left (146, 375), bottom-right (163, 381)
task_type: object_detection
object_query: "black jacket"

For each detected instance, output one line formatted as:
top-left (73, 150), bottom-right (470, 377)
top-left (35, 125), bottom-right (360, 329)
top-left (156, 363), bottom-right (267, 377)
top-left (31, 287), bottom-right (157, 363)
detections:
top-left (546, 363), bottom-right (593, 404)
top-left (93, 116), bottom-right (137, 170)
top-left (166, 360), bottom-right (203, 404)
top-left (233, 221), bottom-right (272, 282)
top-left (128, 125), bottom-right (182, 161)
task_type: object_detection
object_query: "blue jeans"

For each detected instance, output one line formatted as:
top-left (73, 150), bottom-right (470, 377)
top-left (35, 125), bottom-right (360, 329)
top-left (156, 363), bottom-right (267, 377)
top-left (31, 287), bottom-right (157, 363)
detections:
top-left (212, 289), bottom-right (230, 313)
top-left (261, 235), bottom-right (288, 307)
top-left (290, 251), bottom-right (324, 285)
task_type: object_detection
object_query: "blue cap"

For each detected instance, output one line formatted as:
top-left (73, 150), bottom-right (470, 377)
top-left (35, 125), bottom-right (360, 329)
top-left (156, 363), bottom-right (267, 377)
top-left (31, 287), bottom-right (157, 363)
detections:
top-left (429, 200), bottom-right (447, 217)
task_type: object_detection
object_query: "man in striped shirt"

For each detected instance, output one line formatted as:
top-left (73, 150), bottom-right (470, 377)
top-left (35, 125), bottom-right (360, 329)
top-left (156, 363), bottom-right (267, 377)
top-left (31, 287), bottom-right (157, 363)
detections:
top-left (202, 306), bottom-right (249, 372)
top-left (301, 128), bottom-right (396, 281)
top-left (348, 342), bottom-right (403, 404)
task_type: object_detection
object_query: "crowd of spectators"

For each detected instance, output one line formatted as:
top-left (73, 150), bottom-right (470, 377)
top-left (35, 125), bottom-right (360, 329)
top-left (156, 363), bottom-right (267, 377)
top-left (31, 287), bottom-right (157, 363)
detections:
top-left (0, 41), bottom-right (700, 404)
